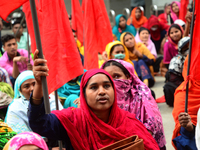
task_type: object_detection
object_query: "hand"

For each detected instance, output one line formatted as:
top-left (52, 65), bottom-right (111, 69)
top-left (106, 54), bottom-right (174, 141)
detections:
top-left (27, 63), bottom-right (33, 70)
top-left (13, 56), bottom-right (28, 63)
top-left (102, 51), bottom-right (108, 61)
top-left (33, 49), bottom-right (49, 85)
top-left (185, 11), bottom-right (193, 24)
top-left (73, 97), bottom-right (80, 105)
top-left (134, 49), bottom-right (143, 58)
top-left (178, 112), bottom-right (194, 132)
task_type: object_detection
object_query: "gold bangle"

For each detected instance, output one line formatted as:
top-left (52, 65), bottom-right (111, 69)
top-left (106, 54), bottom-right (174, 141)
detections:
top-left (32, 96), bottom-right (41, 101)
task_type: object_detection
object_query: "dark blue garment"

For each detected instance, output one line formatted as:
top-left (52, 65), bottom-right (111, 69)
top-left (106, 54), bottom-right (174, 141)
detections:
top-left (173, 127), bottom-right (197, 150)
top-left (28, 95), bottom-right (73, 150)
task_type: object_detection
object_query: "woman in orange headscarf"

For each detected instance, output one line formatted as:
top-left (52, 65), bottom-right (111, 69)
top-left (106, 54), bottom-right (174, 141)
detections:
top-left (127, 7), bottom-right (147, 29)
top-left (172, 56), bottom-right (199, 150)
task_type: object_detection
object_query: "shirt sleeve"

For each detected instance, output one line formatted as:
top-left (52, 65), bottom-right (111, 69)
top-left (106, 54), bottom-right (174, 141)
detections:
top-left (28, 94), bottom-right (68, 141)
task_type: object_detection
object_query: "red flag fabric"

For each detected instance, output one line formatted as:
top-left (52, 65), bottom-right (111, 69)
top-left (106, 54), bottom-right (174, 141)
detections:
top-left (179, 0), bottom-right (189, 22)
top-left (0, 0), bottom-right (28, 21)
top-left (72, 0), bottom-right (83, 45)
top-left (83, 0), bottom-right (113, 70)
top-left (23, 0), bottom-right (84, 94)
top-left (189, 0), bottom-right (200, 81)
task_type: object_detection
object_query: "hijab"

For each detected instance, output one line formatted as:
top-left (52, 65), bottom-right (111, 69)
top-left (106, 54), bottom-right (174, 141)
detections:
top-left (52, 69), bottom-right (159, 150)
top-left (135, 27), bottom-right (157, 58)
top-left (3, 132), bottom-right (48, 150)
top-left (101, 60), bottom-right (166, 148)
top-left (171, 1), bottom-right (180, 22)
top-left (127, 7), bottom-right (148, 28)
top-left (112, 14), bottom-right (136, 41)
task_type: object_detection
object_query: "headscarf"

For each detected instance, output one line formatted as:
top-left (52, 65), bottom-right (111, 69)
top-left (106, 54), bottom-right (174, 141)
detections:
top-left (127, 7), bottom-right (148, 28)
top-left (120, 32), bottom-right (155, 62)
top-left (172, 56), bottom-right (200, 149)
top-left (171, 1), bottom-right (180, 22)
top-left (143, 15), bottom-right (169, 41)
top-left (135, 27), bottom-right (157, 58)
top-left (112, 14), bottom-right (136, 41)
top-left (0, 120), bottom-right (16, 149)
top-left (3, 132), bottom-right (48, 150)
top-left (0, 82), bottom-right (14, 102)
top-left (14, 70), bottom-right (34, 99)
top-left (163, 24), bottom-right (184, 64)
top-left (101, 59), bottom-right (166, 148)
top-left (52, 69), bottom-right (159, 150)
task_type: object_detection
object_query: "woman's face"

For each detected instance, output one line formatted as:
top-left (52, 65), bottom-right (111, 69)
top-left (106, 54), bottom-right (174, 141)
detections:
top-left (20, 79), bottom-right (36, 100)
top-left (85, 74), bottom-right (114, 113)
top-left (169, 27), bottom-right (182, 42)
top-left (119, 17), bottom-right (126, 29)
top-left (104, 65), bottom-right (128, 80)
top-left (135, 9), bottom-right (142, 20)
top-left (172, 2), bottom-right (179, 13)
top-left (124, 34), bottom-right (135, 49)
top-left (110, 45), bottom-right (125, 59)
top-left (166, 5), bottom-right (171, 15)
top-left (19, 145), bottom-right (42, 150)
top-left (139, 30), bottom-right (149, 43)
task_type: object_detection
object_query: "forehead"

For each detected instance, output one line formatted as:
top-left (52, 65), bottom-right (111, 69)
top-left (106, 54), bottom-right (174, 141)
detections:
top-left (113, 45), bottom-right (124, 51)
top-left (87, 73), bottom-right (111, 85)
top-left (172, 2), bottom-right (178, 6)
top-left (124, 34), bottom-right (133, 39)
top-left (21, 79), bottom-right (36, 87)
top-left (119, 17), bottom-right (125, 21)
top-left (104, 65), bottom-right (124, 74)
top-left (5, 38), bottom-right (16, 45)
top-left (170, 27), bottom-right (180, 32)
top-left (140, 30), bottom-right (149, 34)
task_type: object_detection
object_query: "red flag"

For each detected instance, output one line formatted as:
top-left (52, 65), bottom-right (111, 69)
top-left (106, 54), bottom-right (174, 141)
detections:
top-left (72, 0), bottom-right (83, 45)
top-left (0, 0), bottom-right (28, 21)
top-left (23, 0), bottom-right (84, 94)
top-left (83, 0), bottom-right (113, 70)
top-left (188, 0), bottom-right (200, 81)
top-left (179, 0), bottom-right (189, 22)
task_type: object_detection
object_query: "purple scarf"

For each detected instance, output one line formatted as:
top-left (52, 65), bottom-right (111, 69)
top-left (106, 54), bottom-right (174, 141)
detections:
top-left (101, 59), bottom-right (166, 148)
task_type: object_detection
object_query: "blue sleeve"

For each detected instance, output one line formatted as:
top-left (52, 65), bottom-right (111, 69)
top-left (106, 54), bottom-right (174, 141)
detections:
top-left (141, 55), bottom-right (154, 66)
top-left (28, 94), bottom-right (68, 141)
top-left (172, 127), bottom-right (197, 150)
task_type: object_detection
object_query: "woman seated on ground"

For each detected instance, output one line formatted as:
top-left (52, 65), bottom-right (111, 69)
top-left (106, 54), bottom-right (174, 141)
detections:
top-left (163, 24), bottom-right (183, 69)
top-left (112, 14), bottom-right (136, 41)
top-left (5, 70), bottom-right (63, 134)
top-left (127, 7), bottom-right (147, 29)
top-left (27, 50), bottom-right (159, 150)
top-left (3, 132), bottom-right (48, 150)
top-left (57, 69), bottom-right (87, 108)
top-left (101, 59), bottom-right (166, 150)
top-left (158, 3), bottom-right (172, 25)
top-left (164, 37), bottom-right (189, 107)
top-left (170, 1), bottom-right (180, 23)
top-left (172, 56), bottom-right (198, 150)
top-left (143, 15), bottom-right (169, 53)
top-left (135, 27), bottom-right (163, 74)
top-left (120, 32), bottom-right (155, 87)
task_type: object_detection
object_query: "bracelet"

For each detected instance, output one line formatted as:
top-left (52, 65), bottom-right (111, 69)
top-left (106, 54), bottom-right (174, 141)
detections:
top-left (32, 96), bottom-right (42, 101)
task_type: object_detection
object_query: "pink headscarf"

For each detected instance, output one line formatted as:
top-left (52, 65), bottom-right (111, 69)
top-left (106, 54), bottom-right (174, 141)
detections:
top-left (171, 1), bottom-right (180, 22)
top-left (4, 132), bottom-right (48, 150)
top-left (101, 59), bottom-right (166, 148)
top-left (135, 30), bottom-right (157, 58)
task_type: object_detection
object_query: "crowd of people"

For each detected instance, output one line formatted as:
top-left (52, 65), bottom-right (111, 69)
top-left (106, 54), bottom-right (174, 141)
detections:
top-left (0, 0), bottom-right (200, 150)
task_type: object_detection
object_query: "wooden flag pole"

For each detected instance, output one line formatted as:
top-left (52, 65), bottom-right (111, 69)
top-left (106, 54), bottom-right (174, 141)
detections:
top-left (185, 0), bottom-right (196, 113)
top-left (29, 0), bottom-right (50, 114)
top-left (55, 90), bottom-right (63, 150)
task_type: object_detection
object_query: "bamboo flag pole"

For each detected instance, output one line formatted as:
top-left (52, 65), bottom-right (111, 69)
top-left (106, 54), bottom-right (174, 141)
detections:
top-left (29, 0), bottom-right (50, 114)
top-left (185, 0), bottom-right (196, 113)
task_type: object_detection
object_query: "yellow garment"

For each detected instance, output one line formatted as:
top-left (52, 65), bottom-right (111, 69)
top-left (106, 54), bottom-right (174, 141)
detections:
top-left (120, 32), bottom-right (155, 79)
top-left (98, 41), bottom-right (137, 76)
top-left (77, 40), bottom-right (84, 56)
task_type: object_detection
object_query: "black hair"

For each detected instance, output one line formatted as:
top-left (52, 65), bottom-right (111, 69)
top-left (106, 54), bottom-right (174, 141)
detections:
top-left (136, 7), bottom-right (142, 12)
top-left (102, 60), bottom-right (130, 78)
top-left (168, 24), bottom-right (182, 36)
top-left (1, 34), bottom-right (15, 46)
top-left (72, 29), bottom-right (77, 33)
top-left (138, 27), bottom-right (150, 35)
top-left (110, 44), bottom-right (123, 56)
top-left (69, 14), bottom-right (72, 20)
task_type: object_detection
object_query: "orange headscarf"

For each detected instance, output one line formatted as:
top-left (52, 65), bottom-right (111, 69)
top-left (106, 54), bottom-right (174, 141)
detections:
top-left (172, 56), bottom-right (200, 149)
top-left (127, 7), bottom-right (148, 29)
